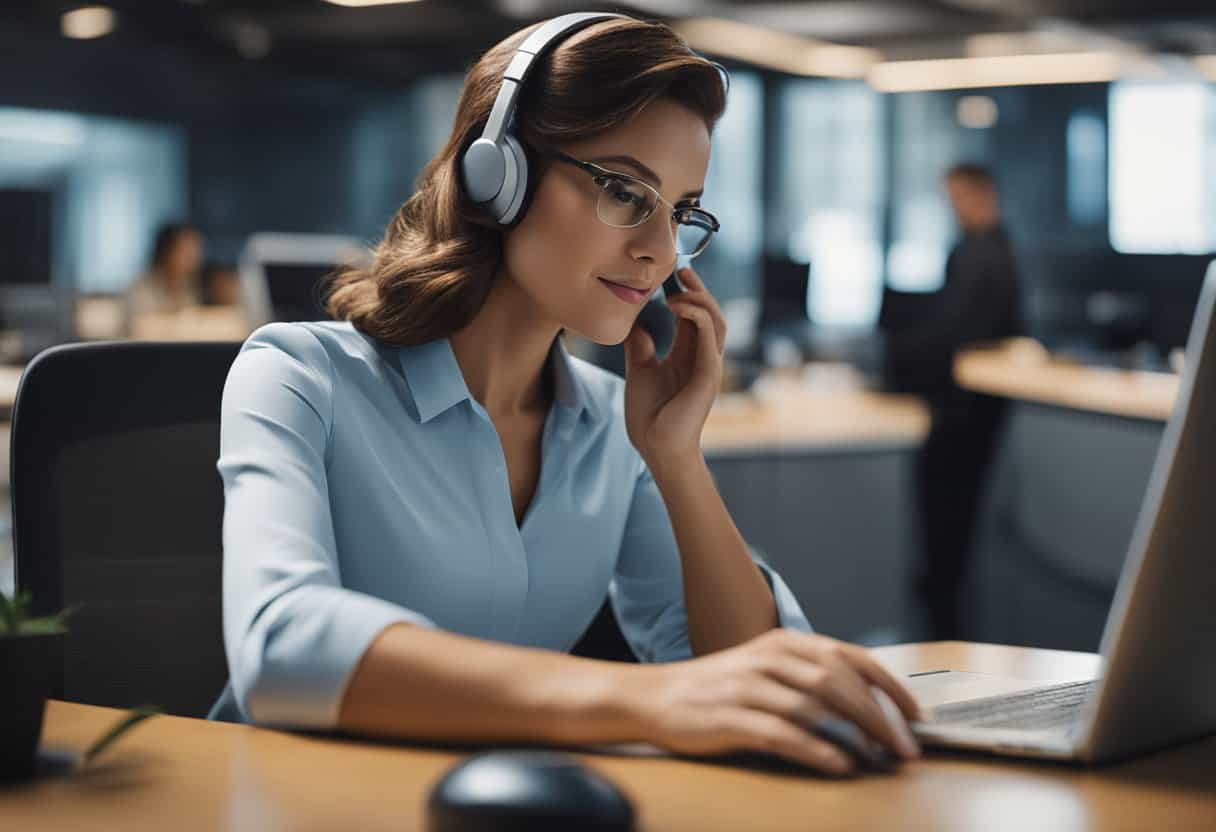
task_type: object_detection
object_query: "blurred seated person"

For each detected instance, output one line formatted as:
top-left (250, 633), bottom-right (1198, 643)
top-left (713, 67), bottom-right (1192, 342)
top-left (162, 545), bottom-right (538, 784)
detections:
top-left (882, 163), bottom-right (1021, 640)
top-left (201, 263), bottom-right (242, 307)
top-left (124, 222), bottom-right (203, 334)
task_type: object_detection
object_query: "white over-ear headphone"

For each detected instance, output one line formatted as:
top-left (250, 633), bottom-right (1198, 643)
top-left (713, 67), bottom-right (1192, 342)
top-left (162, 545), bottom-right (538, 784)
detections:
top-left (459, 12), bottom-right (626, 227)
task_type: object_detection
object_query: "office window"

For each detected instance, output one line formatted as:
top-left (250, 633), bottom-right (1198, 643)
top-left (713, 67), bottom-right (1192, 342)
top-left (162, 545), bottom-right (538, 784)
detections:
top-left (777, 79), bottom-right (884, 326)
top-left (0, 107), bottom-right (186, 292)
top-left (695, 70), bottom-right (763, 302)
top-left (887, 92), bottom-right (985, 294)
top-left (351, 73), bottom-right (464, 238)
top-left (1109, 82), bottom-right (1216, 254)
top-left (1066, 110), bottom-right (1106, 226)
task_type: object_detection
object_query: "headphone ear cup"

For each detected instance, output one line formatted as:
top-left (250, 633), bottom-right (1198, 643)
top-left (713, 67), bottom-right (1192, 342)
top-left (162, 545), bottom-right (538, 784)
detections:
top-left (495, 133), bottom-right (534, 227)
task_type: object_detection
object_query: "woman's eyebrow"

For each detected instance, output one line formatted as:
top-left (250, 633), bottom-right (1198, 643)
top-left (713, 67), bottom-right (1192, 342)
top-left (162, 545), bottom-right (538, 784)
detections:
top-left (588, 154), bottom-right (704, 200)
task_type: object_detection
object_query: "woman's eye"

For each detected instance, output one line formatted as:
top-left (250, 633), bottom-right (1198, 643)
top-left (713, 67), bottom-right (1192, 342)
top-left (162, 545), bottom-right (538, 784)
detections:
top-left (608, 185), bottom-right (642, 205)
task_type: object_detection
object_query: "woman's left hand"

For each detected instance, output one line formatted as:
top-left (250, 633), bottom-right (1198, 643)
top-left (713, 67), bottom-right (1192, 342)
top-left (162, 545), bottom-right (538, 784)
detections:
top-left (623, 265), bottom-right (726, 469)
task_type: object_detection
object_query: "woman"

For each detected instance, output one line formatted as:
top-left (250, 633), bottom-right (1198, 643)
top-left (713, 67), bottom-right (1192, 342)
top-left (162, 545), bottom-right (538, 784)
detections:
top-left (124, 222), bottom-right (203, 332)
top-left (210, 14), bottom-right (922, 776)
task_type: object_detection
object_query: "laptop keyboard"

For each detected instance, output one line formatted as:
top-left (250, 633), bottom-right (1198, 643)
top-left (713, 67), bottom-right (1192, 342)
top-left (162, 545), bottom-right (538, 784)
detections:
top-left (930, 680), bottom-right (1098, 732)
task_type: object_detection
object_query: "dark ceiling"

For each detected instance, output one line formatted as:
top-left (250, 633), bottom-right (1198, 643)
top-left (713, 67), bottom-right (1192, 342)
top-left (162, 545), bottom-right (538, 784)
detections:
top-left (5, 0), bottom-right (1216, 82)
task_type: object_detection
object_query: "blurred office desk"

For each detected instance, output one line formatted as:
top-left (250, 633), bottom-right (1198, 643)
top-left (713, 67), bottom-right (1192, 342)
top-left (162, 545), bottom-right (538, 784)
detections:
top-left (14, 642), bottom-right (1215, 832)
top-left (0, 364), bottom-right (22, 415)
top-left (128, 308), bottom-right (253, 342)
top-left (701, 372), bottom-right (929, 642)
top-left (952, 341), bottom-right (1177, 651)
top-left (954, 339), bottom-right (1179, 421)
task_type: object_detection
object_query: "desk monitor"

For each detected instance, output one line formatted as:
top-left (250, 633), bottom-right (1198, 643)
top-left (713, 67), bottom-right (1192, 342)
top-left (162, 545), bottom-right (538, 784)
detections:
top-left (239, 233), bottom-right (367, 327)
top-left (759, 255), bottom-right (810, 330)
top-left (0, 188), bottom-right (52, 285)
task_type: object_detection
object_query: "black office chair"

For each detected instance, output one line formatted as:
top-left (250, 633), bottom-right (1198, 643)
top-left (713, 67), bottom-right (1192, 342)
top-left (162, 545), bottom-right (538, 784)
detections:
top-left (11, 341), bottom-right (241, 717)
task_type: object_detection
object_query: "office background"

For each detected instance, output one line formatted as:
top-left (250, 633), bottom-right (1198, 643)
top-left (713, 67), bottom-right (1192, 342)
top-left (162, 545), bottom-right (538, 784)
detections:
top-left (1, 0), bottom-right (1214, 652)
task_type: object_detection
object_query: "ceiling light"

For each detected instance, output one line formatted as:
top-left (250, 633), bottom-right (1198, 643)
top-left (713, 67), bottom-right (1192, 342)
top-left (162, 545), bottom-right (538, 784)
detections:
top-left (674, 18), bottom-right (879, 79)
top-left (61, 6), bottom-right (115, 40)
top-left (869, 52), bottom-right (1121, 93)
top-left (323, 0), bottom-right (425, 7)
top-left (957, 95), bottom-right (998, 128)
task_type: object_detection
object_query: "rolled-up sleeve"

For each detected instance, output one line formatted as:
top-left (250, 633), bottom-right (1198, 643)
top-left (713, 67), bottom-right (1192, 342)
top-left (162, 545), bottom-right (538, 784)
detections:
top-left (218, 324), bottom-right (434, 728)
top-left (609, 461), bottom-right (813, 663)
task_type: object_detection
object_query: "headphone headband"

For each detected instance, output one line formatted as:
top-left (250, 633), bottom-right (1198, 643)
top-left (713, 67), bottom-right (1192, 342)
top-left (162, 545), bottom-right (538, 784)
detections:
top-left (479, 12), bottom-right (626, 146)
top-left (460, 11), bottom-right (727, 227)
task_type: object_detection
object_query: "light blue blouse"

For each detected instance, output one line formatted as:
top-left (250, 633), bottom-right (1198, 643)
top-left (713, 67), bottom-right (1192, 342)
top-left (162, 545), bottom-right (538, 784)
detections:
top-left (210, 321), bottom-right (811, 727)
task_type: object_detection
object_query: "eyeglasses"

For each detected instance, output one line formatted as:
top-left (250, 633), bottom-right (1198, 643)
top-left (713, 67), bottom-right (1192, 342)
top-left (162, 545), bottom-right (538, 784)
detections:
top-left (547, 149), bottom-right (720, 258)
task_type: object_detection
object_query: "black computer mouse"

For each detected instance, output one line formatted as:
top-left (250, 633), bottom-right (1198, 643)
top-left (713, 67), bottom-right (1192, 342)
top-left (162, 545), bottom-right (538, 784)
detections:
top-left (427, 750), bottom-right (635, 832)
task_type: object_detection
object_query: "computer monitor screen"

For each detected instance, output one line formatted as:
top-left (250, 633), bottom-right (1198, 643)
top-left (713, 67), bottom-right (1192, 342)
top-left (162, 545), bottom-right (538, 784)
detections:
top-left (0, 188), bottom-right (52, 285)
top-left (262, 263), bottom-right (334, 323)
top-left (759, 255), bottom-right (810, 328)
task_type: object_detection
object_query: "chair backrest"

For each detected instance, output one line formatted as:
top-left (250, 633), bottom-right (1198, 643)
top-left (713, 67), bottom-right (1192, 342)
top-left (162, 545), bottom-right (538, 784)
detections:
top-left (11, 341), bottom-right (241, 717)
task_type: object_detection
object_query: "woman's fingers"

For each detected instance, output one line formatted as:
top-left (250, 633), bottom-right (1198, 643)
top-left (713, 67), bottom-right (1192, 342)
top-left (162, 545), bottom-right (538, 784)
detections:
top-left (837, 644), bottom-right (925, 723)
top-left (814, 651), bottom-right (919, 759)
top-left (763, 654), bottom-right (910, 759)
top-left (669, 267), bottom-right (726, 351)
top-left (723, 709), bottom-right (856, 776)
top-left (669, 303), bottom-right (722, 393)
top-left (669, 295), bottom-right (725, 356)
top-left (623, 319), bottom-right (657, 372)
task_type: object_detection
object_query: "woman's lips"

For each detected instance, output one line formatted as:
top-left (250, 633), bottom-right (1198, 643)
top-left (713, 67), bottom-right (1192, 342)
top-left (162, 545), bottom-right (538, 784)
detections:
top-left (599, 277), bottom-right (650, 305)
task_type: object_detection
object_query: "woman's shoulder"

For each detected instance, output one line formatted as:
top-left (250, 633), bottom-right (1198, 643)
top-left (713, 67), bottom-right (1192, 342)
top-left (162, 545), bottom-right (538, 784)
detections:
top-left (241, 321), bottom-right (385, 372)
top-left (228, 322), bottom-right (398, 418)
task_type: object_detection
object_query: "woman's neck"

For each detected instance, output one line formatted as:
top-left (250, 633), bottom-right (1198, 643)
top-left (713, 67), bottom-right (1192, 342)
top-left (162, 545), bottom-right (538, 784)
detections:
top-left (449, 269), bottom-right (560, 418)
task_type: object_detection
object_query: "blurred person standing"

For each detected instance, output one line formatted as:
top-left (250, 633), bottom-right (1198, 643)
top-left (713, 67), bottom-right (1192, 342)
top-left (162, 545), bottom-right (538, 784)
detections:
top-left (883, 163), bottom-right (1022, 640)
top-left (124, 222), bottom-right (204, 332)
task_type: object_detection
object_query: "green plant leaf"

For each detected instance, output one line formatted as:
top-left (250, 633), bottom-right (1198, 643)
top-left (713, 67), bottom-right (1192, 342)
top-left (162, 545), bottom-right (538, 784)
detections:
top-left (18, 616), bottom-right (68, 635)
top-left (0, 591), bottom-right (75, 637)
top-left (12, 591), bottom-right (32, 622)
top-left (0, 591), bottom-right (15, 635)
top-left (83, 706), bottom-right (161, 764)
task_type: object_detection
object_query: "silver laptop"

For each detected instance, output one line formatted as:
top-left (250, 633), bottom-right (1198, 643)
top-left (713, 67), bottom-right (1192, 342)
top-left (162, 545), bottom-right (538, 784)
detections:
top-left (908, 266), bottom-right (1216, 763)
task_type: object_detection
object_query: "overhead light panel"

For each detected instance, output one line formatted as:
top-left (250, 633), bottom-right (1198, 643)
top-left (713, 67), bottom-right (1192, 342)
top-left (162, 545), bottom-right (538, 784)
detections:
top-left (957, 95), bottom-right (999, 128)
top-left (61, 6), bottom-right (115, 40)
top-left (324, 0), bottom-right (425, 6)
top-left (674, 18), bottom-right (879, 79)
top-left (869, 52), bottom-right (1122, 93)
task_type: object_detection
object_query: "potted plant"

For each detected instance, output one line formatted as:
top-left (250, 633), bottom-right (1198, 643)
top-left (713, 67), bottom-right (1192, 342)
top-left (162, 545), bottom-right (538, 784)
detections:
top-left (1, 590), bottom-right (157, 782)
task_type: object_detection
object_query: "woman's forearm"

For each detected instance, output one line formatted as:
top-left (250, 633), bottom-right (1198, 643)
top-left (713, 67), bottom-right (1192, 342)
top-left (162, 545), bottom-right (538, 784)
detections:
top-left (337, 623), bottom-right (654, 745)
top-left (649, 452), bottom-right (778, 655)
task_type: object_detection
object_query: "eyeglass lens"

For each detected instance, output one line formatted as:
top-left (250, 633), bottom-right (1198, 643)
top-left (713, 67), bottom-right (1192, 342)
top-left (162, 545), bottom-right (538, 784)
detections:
top-left (593, 175), bottom-right (713, 257)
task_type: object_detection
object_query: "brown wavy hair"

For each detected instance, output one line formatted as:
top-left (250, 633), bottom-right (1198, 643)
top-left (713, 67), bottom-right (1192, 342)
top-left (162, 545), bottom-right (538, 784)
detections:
top-left (325, 17), bottom-right (727, 346)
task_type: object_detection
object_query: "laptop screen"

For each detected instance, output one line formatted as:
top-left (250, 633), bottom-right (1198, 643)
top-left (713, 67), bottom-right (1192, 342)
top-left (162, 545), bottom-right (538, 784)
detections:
top-left (262, 263), bottom-right (334, 322)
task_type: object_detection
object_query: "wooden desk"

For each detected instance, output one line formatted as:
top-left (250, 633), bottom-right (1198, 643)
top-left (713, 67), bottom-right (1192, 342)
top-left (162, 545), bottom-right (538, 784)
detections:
top-left (954, 339), bottom-right (1179, 421)
top-left (9, 643), bottom-right (1214, 830)
top-left (0, 365), bottom-right (22, 414)
top-left (702, 372), bottom-right (929, 455)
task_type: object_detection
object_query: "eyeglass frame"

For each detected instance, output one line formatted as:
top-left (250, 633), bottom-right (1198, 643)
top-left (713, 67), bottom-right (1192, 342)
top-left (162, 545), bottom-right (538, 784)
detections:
top-left (545, 149), bottom-right (720, 258)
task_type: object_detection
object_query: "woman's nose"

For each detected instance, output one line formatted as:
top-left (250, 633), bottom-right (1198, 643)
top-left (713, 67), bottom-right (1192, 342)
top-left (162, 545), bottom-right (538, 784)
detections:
top-left (627, 209), bottom-right (676, 268)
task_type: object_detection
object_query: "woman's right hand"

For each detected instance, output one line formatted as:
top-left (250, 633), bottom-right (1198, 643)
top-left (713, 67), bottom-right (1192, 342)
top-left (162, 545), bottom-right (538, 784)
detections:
top-left (632, 630), bottom-right (925, 776)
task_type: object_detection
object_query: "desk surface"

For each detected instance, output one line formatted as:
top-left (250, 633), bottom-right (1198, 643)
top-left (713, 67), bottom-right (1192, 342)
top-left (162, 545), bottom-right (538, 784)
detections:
top-left (955, 340), bottom-right (1179, 422)
top-left (702, 373), bottom-right (929, 455)
top-left (0, 365), bottom-right (22, 412)
top-left (10, 642), bottom-right (1215, 831)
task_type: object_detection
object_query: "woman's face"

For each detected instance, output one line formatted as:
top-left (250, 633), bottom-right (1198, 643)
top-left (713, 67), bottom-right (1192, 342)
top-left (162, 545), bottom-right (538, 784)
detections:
top-left (163, 230), bottom-right (203, 283)
top-left (501, 97), bottom-right (712, 345)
